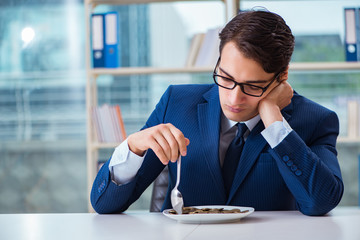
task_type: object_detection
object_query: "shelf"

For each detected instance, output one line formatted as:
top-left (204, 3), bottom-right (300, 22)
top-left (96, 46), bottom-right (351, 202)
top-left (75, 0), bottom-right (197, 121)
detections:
top-left (337, 137), bottom-right (360, 144)
top-left (88, 62), bottom-right (360, 76)
top-left (85, 0), bottom-right (219, 5)
top-left (89, 66), bottom-right (213, 76)
top-left (84, 0), bottom-right (236, 213)
top-left (91, 142), bottom-right (120, 149)
top-left (289, 62), bottom-right (360, 71)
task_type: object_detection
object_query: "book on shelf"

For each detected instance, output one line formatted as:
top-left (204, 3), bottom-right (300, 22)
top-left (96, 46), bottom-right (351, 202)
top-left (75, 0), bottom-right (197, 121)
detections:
top-left (91, 13), bottom-right (105, 68)
top-left (104, 12), bottom-right (120, 68)
top-left (115, 105), bottom-right (127, 140)
top-left (184, 27), bottom-right (221, 67)
top-left (91, 12), bottom-right (120, 68)
top-left (347, 100), bottom-right (360, 138)
top-left (194, 27), bottom-right (221, 67)
top-left (185, 33), bottom-right (205, 67)
top-left (92, 104), bottom-right (127, 143)
top-left (344, 7), bottom-right (360, 62)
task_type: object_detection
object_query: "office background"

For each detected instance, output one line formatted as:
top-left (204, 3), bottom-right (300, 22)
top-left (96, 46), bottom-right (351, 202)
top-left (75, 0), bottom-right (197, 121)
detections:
top-left (0, 0), bottom-right (359, 213)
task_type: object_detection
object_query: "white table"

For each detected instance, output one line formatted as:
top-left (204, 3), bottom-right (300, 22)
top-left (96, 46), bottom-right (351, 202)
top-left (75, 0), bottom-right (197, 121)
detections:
top-left (1, 207), bottom-right (359, 240)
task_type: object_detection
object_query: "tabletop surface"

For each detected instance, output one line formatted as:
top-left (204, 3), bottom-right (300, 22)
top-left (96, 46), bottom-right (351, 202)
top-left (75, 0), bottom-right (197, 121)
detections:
top-left (1, 206), bottom-right (360, 240)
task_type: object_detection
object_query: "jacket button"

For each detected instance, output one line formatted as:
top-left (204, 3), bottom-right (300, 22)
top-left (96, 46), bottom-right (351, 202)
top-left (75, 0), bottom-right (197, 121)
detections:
top-left (98, 180), bottom-right (106, 193)
top-left (282, 155), bottom-right (289, 162)
top-left (286, 160), bottom-right (293, 166)
top-left (291, 165), bottom-right (297, 171)
top-left (295, 170), bottom-right (302, 176)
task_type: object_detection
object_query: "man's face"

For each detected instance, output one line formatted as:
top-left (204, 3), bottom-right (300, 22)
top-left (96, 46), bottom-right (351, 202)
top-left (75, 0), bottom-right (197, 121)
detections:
top-left (218, 42), bottom-right (279, 122)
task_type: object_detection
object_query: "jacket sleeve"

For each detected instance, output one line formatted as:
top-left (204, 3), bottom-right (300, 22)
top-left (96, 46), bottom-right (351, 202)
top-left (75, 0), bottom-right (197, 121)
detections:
top-left (90, 86), bottom-right (175, 214)
top-left (269, 110), bottom-right (343, 216)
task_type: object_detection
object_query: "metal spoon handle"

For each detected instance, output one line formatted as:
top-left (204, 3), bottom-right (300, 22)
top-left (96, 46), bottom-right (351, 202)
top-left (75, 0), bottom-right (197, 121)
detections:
top-left (175, 155), bottom-right (181, 187)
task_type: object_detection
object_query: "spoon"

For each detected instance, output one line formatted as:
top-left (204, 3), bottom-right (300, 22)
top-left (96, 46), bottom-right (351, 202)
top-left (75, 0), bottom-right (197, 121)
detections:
top-left (170, 155), bottom-right (183, 214)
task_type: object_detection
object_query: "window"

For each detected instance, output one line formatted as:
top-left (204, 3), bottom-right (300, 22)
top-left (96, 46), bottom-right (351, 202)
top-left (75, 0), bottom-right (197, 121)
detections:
top-left (0, 0), bottom-right (358, 213)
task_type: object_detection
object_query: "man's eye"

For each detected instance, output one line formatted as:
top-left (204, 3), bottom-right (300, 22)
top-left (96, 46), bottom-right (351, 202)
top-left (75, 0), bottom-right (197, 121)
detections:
top-left (248, 85), bottom-right (262, 90)
top-left (220, 76), bottom-right (232, 82)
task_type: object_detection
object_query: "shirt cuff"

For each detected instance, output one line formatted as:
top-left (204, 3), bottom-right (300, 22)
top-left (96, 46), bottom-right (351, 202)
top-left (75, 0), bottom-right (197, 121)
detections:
top-left (261, 117), bottom-right (293, 148)
top-left (109, 139), bottom-right (146, 185)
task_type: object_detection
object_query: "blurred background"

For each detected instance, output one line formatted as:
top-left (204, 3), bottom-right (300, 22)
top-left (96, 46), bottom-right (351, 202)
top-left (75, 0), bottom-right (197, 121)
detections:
top-left (0, 0), bottom-right (359, 213)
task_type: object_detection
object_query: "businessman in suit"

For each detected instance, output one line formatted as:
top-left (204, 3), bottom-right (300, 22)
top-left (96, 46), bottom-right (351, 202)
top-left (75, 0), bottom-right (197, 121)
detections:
top-left (91, 10), bottom-right (343, 216)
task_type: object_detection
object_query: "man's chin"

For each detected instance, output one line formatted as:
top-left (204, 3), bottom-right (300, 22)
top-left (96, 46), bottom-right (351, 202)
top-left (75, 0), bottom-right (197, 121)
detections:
top-left (224, 112), bottom-right (248, 122)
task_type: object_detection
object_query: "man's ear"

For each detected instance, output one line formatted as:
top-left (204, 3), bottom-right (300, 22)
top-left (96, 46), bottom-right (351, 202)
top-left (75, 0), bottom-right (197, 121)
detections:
top-left (279, 66), bottom-right (289, 82)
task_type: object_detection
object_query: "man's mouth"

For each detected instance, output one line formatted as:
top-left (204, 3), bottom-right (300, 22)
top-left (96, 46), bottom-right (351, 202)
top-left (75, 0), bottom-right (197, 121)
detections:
top-left (226, 105), bottom-right (244, 113)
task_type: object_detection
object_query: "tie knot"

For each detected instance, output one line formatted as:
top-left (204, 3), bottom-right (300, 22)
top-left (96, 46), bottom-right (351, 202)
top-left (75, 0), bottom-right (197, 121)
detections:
top-left (236, 123), bottom-right (248, 138)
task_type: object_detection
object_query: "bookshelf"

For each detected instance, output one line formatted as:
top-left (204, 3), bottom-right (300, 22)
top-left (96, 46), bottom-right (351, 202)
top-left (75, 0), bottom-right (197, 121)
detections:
top-left (85, 0), bottom-right (360, 212)
top-left (84, 0), bottom-right (239, 212)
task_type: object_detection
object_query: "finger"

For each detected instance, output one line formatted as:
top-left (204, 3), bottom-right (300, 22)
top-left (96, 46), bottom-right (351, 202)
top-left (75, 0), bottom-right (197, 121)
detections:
top-left (151, 129), bottom-right (173, 161)
top-left (279, 78), bottom-right (287, 83)
top-left (169, 126), bottom-right (189, 157)
top-left (148, 137), bottom-right (170, 165)
top-left (161, 127), bottom-right (180, 162)
top-left (181, 138), bottom-right (190, 156)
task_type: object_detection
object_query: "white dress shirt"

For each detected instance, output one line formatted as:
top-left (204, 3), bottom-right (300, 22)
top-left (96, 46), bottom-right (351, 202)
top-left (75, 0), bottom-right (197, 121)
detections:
top-left (109, 114), bottom-right (292, 185)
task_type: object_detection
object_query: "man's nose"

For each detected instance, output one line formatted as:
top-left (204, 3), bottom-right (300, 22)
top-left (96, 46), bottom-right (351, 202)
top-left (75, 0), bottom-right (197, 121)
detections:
top-left (229, 85), bottom-right (246, 103)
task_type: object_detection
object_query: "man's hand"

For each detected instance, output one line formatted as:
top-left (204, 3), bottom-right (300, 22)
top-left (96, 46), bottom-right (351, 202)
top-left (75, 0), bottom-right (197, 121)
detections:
top-left (258, 80), bottom-right (293, 128)
top-left (127, 123), bottom-right (190, 165)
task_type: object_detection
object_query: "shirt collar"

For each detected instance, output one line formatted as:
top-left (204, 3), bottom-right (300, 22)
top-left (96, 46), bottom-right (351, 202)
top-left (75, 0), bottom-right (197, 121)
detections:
top-left (221, 112), bottom-right (261, 134)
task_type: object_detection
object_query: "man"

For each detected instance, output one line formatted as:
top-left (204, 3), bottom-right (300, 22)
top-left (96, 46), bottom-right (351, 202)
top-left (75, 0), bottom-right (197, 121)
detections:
top-left (91, 10), bottom-right (343, 216)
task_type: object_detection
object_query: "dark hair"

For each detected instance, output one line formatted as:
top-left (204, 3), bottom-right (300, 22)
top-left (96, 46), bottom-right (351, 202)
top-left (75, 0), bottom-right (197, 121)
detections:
top-left (219, 9), bottom-right (295, 74)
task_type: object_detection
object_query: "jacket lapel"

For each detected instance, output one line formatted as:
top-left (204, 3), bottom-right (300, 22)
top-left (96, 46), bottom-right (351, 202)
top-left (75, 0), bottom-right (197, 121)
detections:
top-left (196, 87), bottom-right (295, 202)
top-left (197, 85), bottom-right (226, 198)
top-left (227, 97), bottom-right (294, 203)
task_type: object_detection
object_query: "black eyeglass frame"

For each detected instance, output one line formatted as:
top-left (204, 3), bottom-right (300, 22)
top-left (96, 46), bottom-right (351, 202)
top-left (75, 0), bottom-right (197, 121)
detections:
top-left (213, 57), bottom-right (281, 97)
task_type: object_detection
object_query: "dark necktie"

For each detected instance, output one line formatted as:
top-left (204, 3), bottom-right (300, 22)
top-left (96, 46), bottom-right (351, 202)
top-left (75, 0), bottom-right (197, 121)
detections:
top-left (222, 123), bottom-right (248, 196)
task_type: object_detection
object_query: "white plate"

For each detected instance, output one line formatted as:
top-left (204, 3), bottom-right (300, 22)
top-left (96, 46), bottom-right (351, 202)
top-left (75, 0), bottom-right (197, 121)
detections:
top-left (162, 205), bottom-right (254, 224)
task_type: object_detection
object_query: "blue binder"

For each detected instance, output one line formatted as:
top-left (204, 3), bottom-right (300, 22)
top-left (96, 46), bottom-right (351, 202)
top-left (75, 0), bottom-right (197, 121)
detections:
top-left (91, 13), bottom-right (105, 68)
top-left (357, 8), bottom-right (360, 61)
top-left (344, 8), bottom-right (358, 62)
top-left (104, 12), bottom-right (119, 68)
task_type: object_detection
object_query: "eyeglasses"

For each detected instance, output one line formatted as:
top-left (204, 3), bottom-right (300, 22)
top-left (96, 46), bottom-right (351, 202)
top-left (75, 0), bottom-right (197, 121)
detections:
top-left (213, 58), bottom-right (280, 97)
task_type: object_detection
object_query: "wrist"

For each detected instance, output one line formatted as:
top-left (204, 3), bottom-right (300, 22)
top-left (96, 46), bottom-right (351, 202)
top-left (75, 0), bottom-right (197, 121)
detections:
top-left (127, 134), bottom-right (146, 156)
top-left (259, 102), bottom-right (282, 128)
